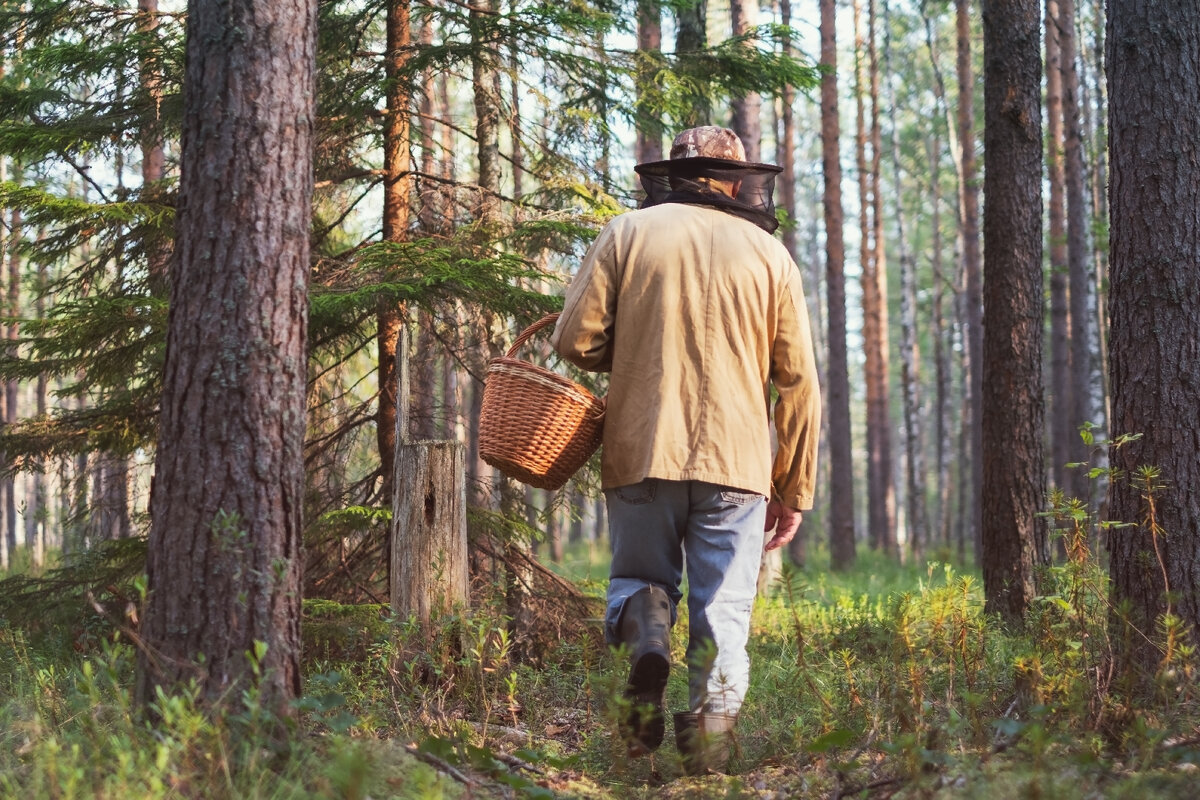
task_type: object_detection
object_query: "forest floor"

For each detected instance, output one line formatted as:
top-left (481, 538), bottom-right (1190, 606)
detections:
top-left (3, 541), bottom-right (1200, 798)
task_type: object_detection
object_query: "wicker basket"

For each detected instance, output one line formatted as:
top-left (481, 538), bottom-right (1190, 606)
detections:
top-left (479, 313), bottom-right (605, 490)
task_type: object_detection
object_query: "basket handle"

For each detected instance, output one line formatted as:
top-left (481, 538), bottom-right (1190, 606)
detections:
top-left (506, 312), bottom-right (561, 358)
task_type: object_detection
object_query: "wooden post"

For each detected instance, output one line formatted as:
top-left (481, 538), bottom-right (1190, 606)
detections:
top-left (390, 324), bottom-right (469, 628)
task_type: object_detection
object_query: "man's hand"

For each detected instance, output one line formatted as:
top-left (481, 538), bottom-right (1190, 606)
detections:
top-left (764, 499), bottom-right (802, 552)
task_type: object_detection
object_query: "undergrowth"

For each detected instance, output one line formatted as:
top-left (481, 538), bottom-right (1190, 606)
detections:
top-left (2, 459), bottom-right (1200, 798)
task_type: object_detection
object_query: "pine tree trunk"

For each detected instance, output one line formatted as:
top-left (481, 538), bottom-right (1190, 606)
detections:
top-left (883, 0), bottom-right (928, 561)
top-left (1059, 0), bottom-right (1093, 505)
top-left (928, 131), bottom-right (953, 551)
top-left (378, 0), bottom-right (413, 508)
top-left (0, 82), bottom-right (7, 572)
top-left (676, 0), bottom-right (709, 127)
top-left (137, 0), bottom-right (315, 712)
top-left (1107, 0), bottom-right (1200, 672)
top-left (778, 0), bottom-right (797, 263)
top-left (822, 0), bottom-right (855, 571)
top-left (138, 0), bottom-right (169, 288)
top-left (31, 256), bottom-right (48, 565)
top-left (729, 0), bottom-right (762, 161)
top-left (864, 0), bottom-right (896, 558)
top-left (853, 0), bottom-right (873, 545)
top-left (469, 0), bottom-right (502, 504)
top-left (1085, 0), bottom-right (1110, 433)
top-left (1046, 0), bottom-right (1071, 502)
top-left (635, 0), bottom-right (663, 164)
top-left (472, 0), bottom-right (502, 224)
top-left (980, 0), bottom-right (1047, 623)
top-left (916, 7), bottom-right (955, 552)
top-left (957, 0), bottom-right (983, 564)
top-left (779, 0), bottom-right (809, 570)
top-left (4, 203), bottom-right (18, 559)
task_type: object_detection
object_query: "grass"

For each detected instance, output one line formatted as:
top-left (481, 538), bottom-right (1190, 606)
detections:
top-left (2, 536), bottom-right (1199, 799)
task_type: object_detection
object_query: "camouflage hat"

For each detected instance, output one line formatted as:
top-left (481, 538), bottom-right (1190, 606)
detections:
top-left (669, 126), bottom-right (747, 162)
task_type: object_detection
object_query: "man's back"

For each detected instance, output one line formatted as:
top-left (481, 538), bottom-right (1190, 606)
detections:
top-left (553, 200), bottom-right (819, 505)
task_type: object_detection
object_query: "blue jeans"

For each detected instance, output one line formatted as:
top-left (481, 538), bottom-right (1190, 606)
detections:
top-left (605, 478), bottom-right (766, 715)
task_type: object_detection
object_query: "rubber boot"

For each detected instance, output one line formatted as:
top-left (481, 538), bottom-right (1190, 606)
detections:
top-left (673, 711), bottom-right (738, 775)
top-left (617, 585), bottom-right (672, 754)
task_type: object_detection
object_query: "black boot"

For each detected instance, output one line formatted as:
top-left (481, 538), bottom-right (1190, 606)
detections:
top-left (617, 585), bottom-right (672, 754)
top-left (673, 711), bottom-right (737, 775)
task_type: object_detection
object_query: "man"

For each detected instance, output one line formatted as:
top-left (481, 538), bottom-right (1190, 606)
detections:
top-left (551, 127), bottom-right (821, 773)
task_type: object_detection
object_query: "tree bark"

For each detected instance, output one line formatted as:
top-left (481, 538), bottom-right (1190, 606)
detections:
top-left (822, 0), bottom-right (855, 570)
top-left (5, 202), bottom-right (19, 558)
top-left (883, 0), bottom-right (928, 561)
top-left (392, 441), bottom-right (468, 626)
top-left (471, 0), bottom-right (502, 224)
top-left (729, 0), bottom-right (762, 161)
top-left (980, 0), bottom-right (1047, 623)
top-left (1045, 0), bottom-right (1071, 501)
top-left (378, 0), bottom-right (413, 507)
top-left (1059, 0), bottom-right (1093, 504)
top-left (1107, 0), bottom-right (1200, 671)
top-left (957, 0), bottom-right (983, 564)
top-left (676, 0), bottom-right (710, 127)
top-left (864, 0), bottom-right (896, 557)
top-left (928, 131), bottom-right (953, 551)
top-left (137, 0), bottom-right (315, 712)
top-left (635, 0), bottom-right (663, 165)
top-left (391, 326), bottom-right (468, 628)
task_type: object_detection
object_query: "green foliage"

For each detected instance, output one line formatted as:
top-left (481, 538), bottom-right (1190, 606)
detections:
top-left (6, 533), bottom-right (1200, 797)
top-left (0, 537), bottom-right (146, 649)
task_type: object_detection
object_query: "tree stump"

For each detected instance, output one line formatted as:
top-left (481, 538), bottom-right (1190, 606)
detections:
top-left (390, 439), bottom-right (468, 628)
top-left (389, 323), bottom-right (469, 630)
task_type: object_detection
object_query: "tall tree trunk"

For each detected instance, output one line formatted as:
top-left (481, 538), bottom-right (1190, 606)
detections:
top-left (1085, 0), bottom-right (1109, 430)
top-left (980, 0), bottom-right (1047, 623)
top-left (0, 64), bottom-right (6, 568)
top-left (139, 0), bottom-right (169, 288)
top-left (1059, 0), bottom-right (1093, 505)
top-left (378, 0), bottom-right (414, 508)
top-left (779, 0), bottom-right (809, 569)
top-left (137, 0), bottom-right (315, 712)
top-left (928, 131), bottom-right (953, 551)
top-left (30, 243), bottom-right (48, 565)
top-left (1107, 0), bottom-right (1200, 673)
top-left (778, 0), bottom-right (797, 262)
top-left (729, 0), bottom-right (762, 161)
top-left (853, 0), bottom-right (872, 545)
top-left (1045, 0), bottom-right (1071, 501)
top-left (635, 0), bottom-right (663, 165)
top-left (676, 0), bottom-right (709, 127)
top-left (822, 0), bottom-right (855, 571)
top-left (4, 201), bottom-right (18, 558)
top-left (469, 0), bottom-right (502, 505)
top-left (883, 0), bottom-right (927, 561)
top-left (472, 0), bottom-right (502, 224)
top-left (917, 4), bottom-right (955, 552)
top-left (957, 0), bottom-right (983, 564)
top-left (864, 0), bottom-right (896, 557)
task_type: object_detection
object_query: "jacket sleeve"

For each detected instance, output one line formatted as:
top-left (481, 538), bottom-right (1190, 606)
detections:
top-left (550, 223), bottom-right (619, 372)
top-left (769, 265), bottom-right (822, 510)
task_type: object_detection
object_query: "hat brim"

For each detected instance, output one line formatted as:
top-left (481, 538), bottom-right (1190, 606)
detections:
top-left (634, 156), bottom-right (784, 178)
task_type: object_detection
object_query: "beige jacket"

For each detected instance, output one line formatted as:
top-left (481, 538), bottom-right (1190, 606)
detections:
top-left (550, 201), bottom-right (821, 509)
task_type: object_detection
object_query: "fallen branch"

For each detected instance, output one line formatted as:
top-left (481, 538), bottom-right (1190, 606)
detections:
top-left (404, 744), bottom-right (473, 786)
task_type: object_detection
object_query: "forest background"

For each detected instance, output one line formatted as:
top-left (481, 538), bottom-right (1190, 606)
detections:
top-left (0, 0), bottom-right (1198, 796)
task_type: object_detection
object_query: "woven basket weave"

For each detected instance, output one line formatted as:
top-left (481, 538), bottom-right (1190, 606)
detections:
top-left (479, 313), bottom-right (605, 490)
